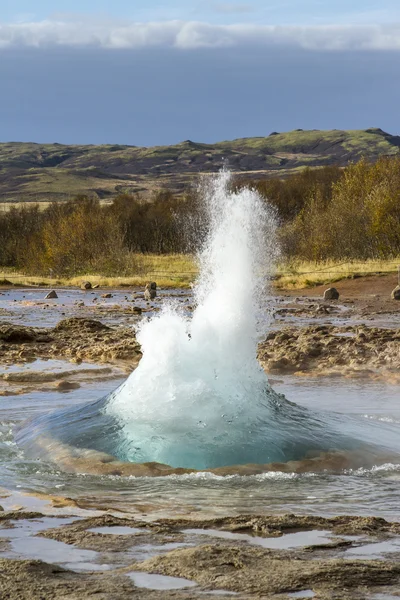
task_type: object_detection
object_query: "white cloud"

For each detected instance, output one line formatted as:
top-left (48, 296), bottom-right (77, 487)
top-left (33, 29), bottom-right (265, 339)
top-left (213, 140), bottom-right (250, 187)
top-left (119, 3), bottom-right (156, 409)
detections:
top-left (1, 19), bottom-right (400, 51)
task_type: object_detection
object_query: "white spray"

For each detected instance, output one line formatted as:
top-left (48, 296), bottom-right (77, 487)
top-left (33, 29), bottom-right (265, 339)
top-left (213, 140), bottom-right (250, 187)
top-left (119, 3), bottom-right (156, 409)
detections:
top-left (105, 171), bottom-right (279, 468)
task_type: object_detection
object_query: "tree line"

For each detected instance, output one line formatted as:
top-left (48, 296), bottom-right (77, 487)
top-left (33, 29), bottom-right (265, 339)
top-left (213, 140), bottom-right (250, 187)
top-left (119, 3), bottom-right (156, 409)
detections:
top-left (0, 156), bottom-right (399, 276)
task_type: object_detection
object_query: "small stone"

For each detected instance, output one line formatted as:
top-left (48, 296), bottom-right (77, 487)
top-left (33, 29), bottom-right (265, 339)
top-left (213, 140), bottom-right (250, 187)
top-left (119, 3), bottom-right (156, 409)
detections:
top-left (44, 290), bottom-right (58, 299)
top-left (323, 287), bottom-right (339, 301)
top-left (144, 281), bottom-right (157, 300)
top-left (81, 281), bottom-right (92, 290)
top-left (391, 285), bottom-right (400, 300)
top-left (101, 293), bottom-right (112, 299)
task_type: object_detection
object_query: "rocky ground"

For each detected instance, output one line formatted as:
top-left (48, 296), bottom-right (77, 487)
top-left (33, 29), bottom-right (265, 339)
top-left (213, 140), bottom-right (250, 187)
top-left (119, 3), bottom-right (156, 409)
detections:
top-left (258, 324), bottom-right (400, 381)
top-left (0, 317), bottom-right (142, 365)
top-left (262, 273), bottom-right (400, 380)
top-left (2, 511), bottom-right (400, 599)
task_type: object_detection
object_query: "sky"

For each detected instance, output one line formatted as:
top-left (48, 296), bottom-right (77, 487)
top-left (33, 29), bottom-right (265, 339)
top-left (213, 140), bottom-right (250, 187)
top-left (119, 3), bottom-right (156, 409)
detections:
top-left (1, 1), bottom-right (400, 145)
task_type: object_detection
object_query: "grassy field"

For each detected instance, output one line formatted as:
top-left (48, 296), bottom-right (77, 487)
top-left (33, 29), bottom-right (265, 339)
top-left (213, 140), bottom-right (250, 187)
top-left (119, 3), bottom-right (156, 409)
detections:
top-left (1, 256), bottom-right (399, 290)
top-left (274, 259), bottom-right (400, 289)
top-left (0, 254), bottom-right (198, 289)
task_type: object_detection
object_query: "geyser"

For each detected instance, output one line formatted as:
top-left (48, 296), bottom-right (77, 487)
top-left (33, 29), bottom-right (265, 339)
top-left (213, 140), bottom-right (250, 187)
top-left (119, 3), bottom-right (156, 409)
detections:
top-left (16, 171), bottom-right (400, 473)
top-left (104, 170), bottom-right (284, 468)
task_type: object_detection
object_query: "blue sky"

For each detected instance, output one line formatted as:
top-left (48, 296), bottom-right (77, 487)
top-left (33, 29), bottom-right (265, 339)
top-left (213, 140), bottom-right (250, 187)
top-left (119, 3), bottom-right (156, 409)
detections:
top-left (1, 2), bottom-right (400, 145)
top-left (3, 0), bottom-right (400, 26)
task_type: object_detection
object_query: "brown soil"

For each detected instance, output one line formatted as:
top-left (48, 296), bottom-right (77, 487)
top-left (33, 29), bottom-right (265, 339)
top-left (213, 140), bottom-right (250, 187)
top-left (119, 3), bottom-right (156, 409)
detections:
top-left (280, 273), bottom-right (400, 318)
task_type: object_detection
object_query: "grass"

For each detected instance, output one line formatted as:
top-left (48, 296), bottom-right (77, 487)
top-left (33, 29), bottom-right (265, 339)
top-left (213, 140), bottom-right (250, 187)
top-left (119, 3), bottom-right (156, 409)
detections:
top-left (0, 201), bottom-right (53, 212)
top-left (0, 254), bottom-right (198, 289)
top-left (1, 256), bottom-right (399, 291)
top-left (274, 259), bottom-right (400, 290)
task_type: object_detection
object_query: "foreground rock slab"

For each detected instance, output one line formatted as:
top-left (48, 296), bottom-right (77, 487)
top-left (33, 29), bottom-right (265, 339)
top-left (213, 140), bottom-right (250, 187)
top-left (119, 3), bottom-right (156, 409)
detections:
top-left (258, 324), bottom-right (400, 380)
top-left (3, 512), bottom-right (400, 599)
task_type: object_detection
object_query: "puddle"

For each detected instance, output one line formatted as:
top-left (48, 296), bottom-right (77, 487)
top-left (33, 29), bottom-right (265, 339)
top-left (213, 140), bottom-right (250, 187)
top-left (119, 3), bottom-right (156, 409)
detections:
top-left (88, 526), bottom-right (143, 535)
top-left (0, 491), bottom-right (54, 513)
top-left (0, 517), bottom-right (76, 538)
top-left (0, 359), bottom-right (109, 377)
top-left (288, 591), bottom-right (315, 599)
top-left (4, 536), bottom-right (105, 569)
top-left (0, 517), bottom-right (110, 572)
top-left (128, 572), bottom-right (197, 590)
top-left (345, 539), bottom-right (400, 560)
top-left (183, 528), bottom-right (335, 549)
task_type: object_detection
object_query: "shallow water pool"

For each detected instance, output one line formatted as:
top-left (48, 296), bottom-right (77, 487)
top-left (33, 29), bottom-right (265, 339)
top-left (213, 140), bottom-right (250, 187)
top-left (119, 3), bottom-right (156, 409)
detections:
top-left (1, 374), bottom-right (400, 520)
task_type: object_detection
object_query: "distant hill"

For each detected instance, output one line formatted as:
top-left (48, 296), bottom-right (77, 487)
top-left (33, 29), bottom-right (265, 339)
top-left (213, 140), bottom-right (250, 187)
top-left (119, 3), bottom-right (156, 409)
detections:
top-left (1, 128), bottom-right (399, 203)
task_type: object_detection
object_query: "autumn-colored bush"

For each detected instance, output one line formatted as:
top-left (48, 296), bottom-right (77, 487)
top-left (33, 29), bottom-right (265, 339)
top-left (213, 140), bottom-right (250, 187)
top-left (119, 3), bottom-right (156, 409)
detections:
top-left (0, 158), bottom-right (399, 275)
top-left (281, 158), bottom-right (400, 260)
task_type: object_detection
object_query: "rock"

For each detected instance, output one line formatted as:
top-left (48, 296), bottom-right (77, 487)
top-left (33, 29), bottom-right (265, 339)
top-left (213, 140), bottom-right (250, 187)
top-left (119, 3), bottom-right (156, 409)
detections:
top-left (54, 318), bottom-right (110, 333)
top-left (80, 281), bottom-right (92, 290)
top-left (132, 306), bottom-right (142, 315)
top-left (101, 293), bottom-right (112, 299)
top-left (56, 380), bottom-right (81, 391)
top-left (391, 285), bottom-right (400, 300)
top-left (323, 287), bottom-right (339, 301)
top-left (144, 282), bottom-right (157, 300)
top-left (0, 324), bottom-right (37, 343)
top-left (92, 284), bottom-right (100, 289)
top-left (44, 290), bottom-right (58, 299)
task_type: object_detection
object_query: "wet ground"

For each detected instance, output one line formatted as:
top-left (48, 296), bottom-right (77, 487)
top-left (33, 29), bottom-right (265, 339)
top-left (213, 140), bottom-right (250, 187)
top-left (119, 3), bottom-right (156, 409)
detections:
top-left (2, 510), bottom-right (400, 598)
top-left (0, 279), bottom-right (400, 598)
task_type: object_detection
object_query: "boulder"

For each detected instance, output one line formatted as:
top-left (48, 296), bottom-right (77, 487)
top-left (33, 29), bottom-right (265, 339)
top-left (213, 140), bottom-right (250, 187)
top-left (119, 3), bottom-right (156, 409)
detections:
top-left (323, 287), bottom-right (339, 301)
top-left (144, 281), bottom-right (157, 300)
top-left (391, 285), bottom-right (400, 301)
top-left (44, 290), bottom-right (58, 299)
top-left (81, 281), bottom-right (92, 290)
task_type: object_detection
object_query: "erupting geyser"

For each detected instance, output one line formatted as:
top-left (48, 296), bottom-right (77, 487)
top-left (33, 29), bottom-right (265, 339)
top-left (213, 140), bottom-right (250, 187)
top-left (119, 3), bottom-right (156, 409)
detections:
top-left (104, 170), bottom-right (282, 468)
top-left (16, 172), bottom-right (400, 473)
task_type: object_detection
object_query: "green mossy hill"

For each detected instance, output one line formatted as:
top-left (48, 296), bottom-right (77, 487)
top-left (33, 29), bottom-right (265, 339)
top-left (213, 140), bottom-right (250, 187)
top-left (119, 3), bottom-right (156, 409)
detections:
top-left (1, 128), bottom-right (399, 202)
